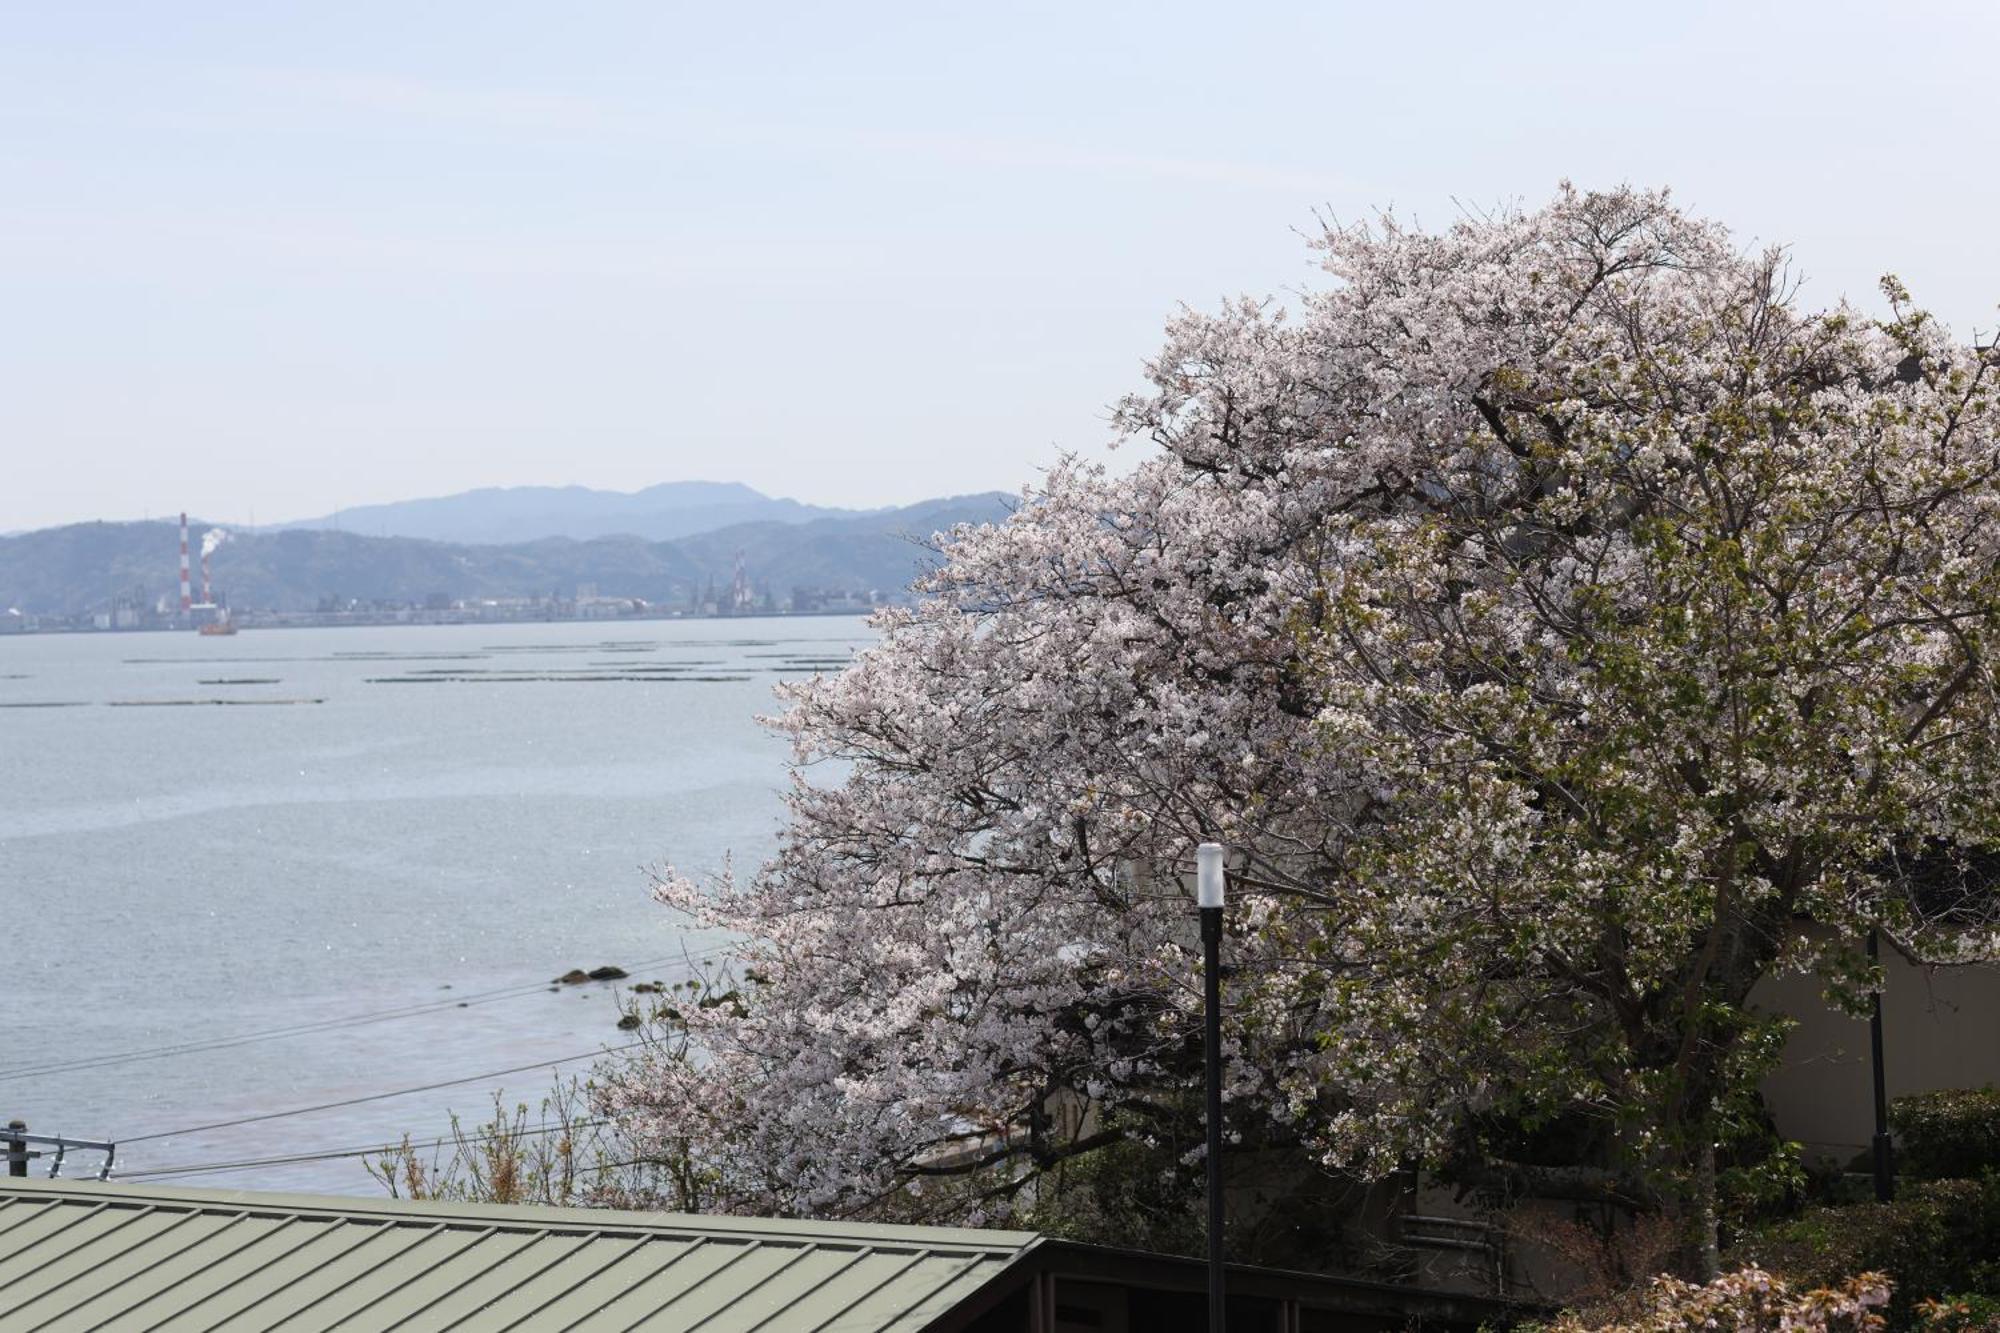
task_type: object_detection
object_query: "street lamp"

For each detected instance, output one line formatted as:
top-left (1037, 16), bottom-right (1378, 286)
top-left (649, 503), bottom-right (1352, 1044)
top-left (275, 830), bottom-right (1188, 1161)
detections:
top-left (1868, 929), bottom-right (1895, 1202)
top-left (1197, 841), bottom-right (1228, 1333)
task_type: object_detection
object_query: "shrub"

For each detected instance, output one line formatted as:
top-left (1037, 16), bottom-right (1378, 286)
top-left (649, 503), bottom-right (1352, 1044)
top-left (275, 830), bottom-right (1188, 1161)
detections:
top-left (1893, 1089), bottom-right (2000, 1181)
top-left (1914, 1294), bottom-right (2000, 1333)
top-left (1736, 1178), bottom-right (2000, 1327)
top-left (1539, 1267), bottom-right (1890, 1333)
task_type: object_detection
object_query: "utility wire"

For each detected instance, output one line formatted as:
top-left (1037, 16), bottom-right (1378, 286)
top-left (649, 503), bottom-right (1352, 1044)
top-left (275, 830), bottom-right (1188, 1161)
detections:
top-left (0, 948), bottom-right (721, 1081)
top-left (122, 1042), bottom-right (654, 1144)
top-left (0, 947), bottom-right (726, 1083)
top-left (0, 983), bottom-right (548, 1083)
top-left (117, 1118), bottom-right (612, 1181)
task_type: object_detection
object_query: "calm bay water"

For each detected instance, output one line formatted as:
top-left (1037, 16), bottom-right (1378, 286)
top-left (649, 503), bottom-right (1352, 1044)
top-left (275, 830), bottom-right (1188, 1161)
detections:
top-left (0, 616), bottom-right (869, 1193)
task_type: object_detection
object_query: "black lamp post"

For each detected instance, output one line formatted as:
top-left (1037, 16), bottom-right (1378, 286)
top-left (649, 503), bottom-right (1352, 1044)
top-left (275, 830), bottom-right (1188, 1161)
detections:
top-left (1197, 841), bottom-right (1228, 1333)
top-left (1868, 928), bottom-right (1895, 1202)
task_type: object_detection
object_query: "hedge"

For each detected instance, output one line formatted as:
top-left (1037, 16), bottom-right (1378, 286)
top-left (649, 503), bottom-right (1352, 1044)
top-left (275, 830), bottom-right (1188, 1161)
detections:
top-left (1893, 1088), bottom-right (2000, 1182)
top-left (1736, 1177), bottom-right (2000, 1328)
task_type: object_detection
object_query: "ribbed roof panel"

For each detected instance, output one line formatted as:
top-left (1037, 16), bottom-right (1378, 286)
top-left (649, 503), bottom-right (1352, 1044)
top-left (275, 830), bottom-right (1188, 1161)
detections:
top-left (0, 1180), bottom-right (1033, 1331)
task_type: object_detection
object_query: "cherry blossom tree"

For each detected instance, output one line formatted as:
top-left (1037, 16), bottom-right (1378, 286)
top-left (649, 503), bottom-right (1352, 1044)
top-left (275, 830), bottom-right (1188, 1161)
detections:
top-left (600, 185), bottom-right (2000, 1275)
top-left (1270, 199), bottom-right (2000, 1273)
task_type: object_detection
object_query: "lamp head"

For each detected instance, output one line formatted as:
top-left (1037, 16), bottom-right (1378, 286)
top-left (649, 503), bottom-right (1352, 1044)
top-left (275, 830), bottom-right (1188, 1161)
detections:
top-left (1196, 842), bottom-right (1226, 910)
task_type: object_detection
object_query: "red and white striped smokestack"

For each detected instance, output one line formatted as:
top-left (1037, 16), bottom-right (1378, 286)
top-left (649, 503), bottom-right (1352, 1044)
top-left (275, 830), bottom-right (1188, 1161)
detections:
top-left (179, 512), bottom-right (192, 613)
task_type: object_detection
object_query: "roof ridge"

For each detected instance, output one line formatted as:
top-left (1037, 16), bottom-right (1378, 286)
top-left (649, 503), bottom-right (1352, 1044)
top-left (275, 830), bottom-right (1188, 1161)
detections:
top-left (0, 1178), bottom-right (1041, 1254)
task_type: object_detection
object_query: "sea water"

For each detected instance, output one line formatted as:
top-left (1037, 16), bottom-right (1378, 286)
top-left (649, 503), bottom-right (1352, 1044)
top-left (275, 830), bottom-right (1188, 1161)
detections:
top-left (0, 616), bottom-right (870, 1192)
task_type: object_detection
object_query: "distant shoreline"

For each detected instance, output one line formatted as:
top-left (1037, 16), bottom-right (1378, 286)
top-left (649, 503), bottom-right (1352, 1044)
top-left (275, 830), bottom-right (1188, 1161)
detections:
top-left (0, 606), bottom-right (884, 638)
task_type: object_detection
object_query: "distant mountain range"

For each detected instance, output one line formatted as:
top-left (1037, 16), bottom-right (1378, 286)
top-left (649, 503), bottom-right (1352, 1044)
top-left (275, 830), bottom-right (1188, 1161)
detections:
top-left (273, 481), bottom-right (867, 545)
top-left (0, 491), bottom-right (1012, 616)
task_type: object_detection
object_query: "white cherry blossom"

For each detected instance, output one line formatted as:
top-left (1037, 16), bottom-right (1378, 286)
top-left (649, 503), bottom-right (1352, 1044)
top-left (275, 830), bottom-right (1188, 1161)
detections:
top-left (599, 188), bottom-right (2000, 1266)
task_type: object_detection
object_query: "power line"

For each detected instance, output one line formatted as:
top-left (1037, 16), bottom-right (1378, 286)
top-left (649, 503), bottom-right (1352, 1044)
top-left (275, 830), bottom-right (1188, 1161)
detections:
top-left (0, 949), bottom-right (721, 1081)
top-left (122, 1042), bottom-right (654, 1145)
top-left (117, 1118), bottom-right (612, 1182)
top-left (0, 983), bottom-right (547, 1083)
top-left (0, 948), bottom-right (726, 1084)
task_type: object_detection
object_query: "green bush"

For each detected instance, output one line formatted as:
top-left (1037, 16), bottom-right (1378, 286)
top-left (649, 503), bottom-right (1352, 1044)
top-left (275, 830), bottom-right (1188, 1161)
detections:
top-left (1735, 1177), bottom-right (2000, 1328)
top-left (1893, 1089), bottom-right (2000, 1181)
top-left (1914, 1293), bottom-right (2000, 1333)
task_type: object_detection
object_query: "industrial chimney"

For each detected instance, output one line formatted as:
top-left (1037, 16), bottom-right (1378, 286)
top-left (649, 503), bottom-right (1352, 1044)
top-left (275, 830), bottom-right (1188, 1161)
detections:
top-left (179, 513), bottom-right (192, 615)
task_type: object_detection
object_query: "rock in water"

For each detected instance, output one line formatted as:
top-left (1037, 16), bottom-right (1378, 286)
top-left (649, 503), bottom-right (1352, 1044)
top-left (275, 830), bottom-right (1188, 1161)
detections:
top-left (587, 965), bottom-right (628, 981)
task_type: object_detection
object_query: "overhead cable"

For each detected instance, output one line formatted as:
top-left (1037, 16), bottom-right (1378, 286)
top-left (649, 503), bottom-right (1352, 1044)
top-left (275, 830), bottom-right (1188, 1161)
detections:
top-left (123, 1041), bottom-right (653, 1144)
top-left (117, 1118), bottom-right (611, 1181)
top-left (0, 947), bottom-right (724, 1083)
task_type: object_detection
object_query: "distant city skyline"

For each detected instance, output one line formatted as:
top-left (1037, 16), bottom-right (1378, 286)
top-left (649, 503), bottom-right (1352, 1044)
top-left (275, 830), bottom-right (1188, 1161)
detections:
top-left (5, 0), bottom-right (1997, 532)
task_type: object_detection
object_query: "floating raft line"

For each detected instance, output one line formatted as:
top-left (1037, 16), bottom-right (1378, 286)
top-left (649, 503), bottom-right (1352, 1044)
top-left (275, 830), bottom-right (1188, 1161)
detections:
top-left (107, 698), bottom-right (326, 707)
top-left (329, 652), bottom-right (489, 661)
top-left (369, 672), bottom-right (754, 683)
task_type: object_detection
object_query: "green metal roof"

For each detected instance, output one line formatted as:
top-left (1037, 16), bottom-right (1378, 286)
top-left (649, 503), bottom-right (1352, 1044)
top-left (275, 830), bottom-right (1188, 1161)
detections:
top-left (0, 1179), bottom-right (1037, 1331)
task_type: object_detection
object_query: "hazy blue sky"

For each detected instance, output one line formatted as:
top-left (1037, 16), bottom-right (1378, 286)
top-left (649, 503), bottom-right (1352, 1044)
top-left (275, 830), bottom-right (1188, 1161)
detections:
top-left (5, 1), bottom-right (1997, 531)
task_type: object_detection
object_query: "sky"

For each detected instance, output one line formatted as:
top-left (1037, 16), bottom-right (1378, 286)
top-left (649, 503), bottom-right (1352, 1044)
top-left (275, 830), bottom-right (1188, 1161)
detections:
top-left (4, 1), bottom-right (1998, 532)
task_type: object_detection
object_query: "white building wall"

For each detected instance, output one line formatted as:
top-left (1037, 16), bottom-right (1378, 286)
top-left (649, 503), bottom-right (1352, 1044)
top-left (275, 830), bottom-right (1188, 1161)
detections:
top-left (1753, 941), bottom-right (2000, 1163)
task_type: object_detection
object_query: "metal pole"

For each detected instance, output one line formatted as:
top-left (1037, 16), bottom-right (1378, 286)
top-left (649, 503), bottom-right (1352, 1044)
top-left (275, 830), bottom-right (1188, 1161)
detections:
top-left (6, 1120), bottom-right (25, 1178)
top-left (1868, 930), bottom-right (1895, 1202)
top-left (1203, 904), bottom-right (1225, 1331)
top-left (1196, 842), bottom-right (1227, 1333)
